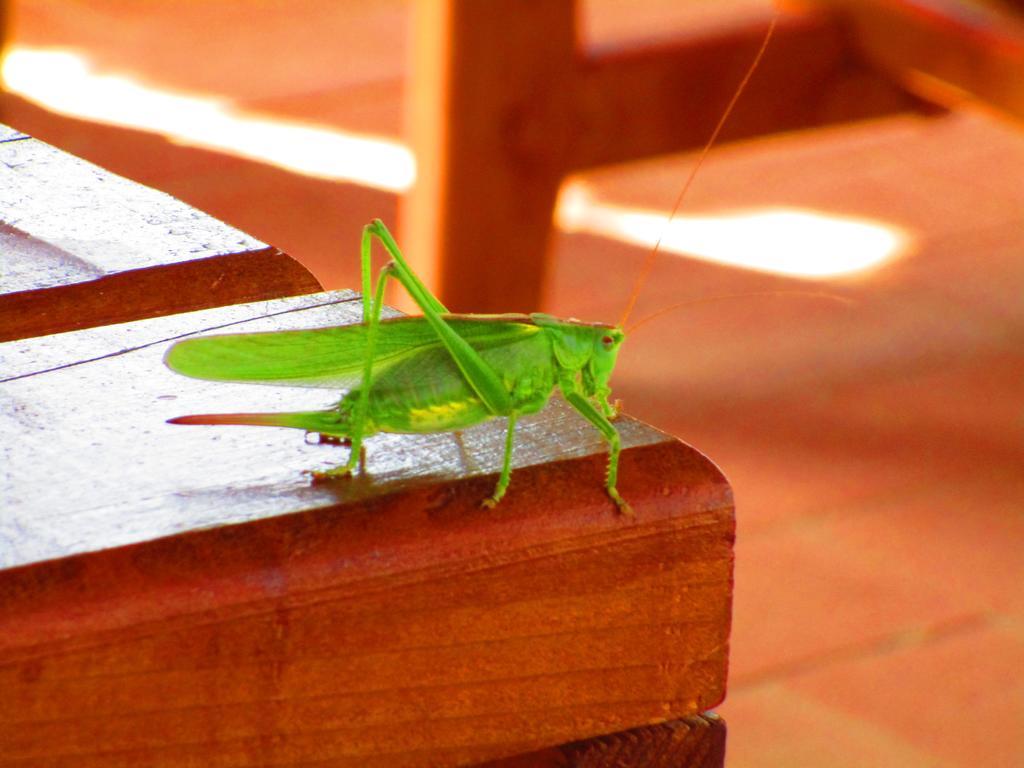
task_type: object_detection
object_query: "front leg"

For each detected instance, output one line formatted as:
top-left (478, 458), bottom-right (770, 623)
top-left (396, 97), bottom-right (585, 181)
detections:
top-left (597, 388), bottom-right (621, 419)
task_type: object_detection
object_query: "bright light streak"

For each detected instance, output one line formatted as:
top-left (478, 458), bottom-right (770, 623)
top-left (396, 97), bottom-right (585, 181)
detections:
top-left (557, 181), bottom-right (907, 278)
top-left (1, 45), bottom-right (910, 276)
top-left (2, 47), bottom-right (415, 192)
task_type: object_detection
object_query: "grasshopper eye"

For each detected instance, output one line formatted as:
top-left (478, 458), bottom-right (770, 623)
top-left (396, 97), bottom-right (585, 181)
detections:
top-left (601, 335), bottom-right (614, 348)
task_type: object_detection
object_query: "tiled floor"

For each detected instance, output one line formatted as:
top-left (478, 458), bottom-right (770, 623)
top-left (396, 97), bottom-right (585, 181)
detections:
top-left (5, 1), bottom-right (1023, 765)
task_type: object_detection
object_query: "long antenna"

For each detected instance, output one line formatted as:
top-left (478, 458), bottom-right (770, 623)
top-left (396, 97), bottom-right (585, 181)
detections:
top-left (618, 13), bottom-right (779, 328)
top-left (625, 290), bottom-right (855, 335)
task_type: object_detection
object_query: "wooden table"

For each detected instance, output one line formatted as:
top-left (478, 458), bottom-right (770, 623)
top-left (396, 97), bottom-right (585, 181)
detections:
top-left (0, 130), bottom-right (734, 767)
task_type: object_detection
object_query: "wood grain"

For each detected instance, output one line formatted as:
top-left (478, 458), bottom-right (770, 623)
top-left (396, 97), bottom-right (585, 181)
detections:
top-left (0, 130), bottom-right (321, 341)
top-left (0, 293), bottom-right (734, 767)
top-left (480, 714), bottom-right (727, 768)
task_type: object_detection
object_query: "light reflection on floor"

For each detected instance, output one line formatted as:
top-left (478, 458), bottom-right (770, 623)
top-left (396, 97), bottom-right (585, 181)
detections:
top-left (557, 179), bottom-right (910, 279)
top-left (2, 47), bottom-right (415, 193)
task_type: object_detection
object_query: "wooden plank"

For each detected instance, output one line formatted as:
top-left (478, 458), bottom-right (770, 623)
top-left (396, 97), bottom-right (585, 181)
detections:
top-left (0, 293), bottom-right (734, 767)
top-left (479, 714), bottom-right (727, 768)
top-left (0, 130), bottom-right (321, 341)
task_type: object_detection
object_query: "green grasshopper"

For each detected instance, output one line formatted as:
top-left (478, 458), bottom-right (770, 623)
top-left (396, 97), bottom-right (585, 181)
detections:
top-left (164, 16), bottom-right (778, 514)
top-left (165, 220), bottom-right (631, 513)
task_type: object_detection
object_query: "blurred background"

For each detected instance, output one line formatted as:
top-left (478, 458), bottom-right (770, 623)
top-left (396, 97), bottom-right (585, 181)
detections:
top-left (3, 0), bottom-right (1022, 765)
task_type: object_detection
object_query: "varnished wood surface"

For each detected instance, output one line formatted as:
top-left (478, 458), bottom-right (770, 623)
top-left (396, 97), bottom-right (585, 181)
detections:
top-left (481, 714), bottom-right (727, 768)
top-left (0, 292), bottom-right (734, 767)
top-left (0, 129), bottom-right (321, 341)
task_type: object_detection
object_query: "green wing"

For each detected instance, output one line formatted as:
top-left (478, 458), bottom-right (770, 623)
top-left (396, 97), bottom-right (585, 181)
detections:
top-left (164, 315), bottom-right (540, 389)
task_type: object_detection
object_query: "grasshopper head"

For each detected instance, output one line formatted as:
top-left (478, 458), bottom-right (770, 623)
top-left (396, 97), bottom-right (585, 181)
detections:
top-left (585, 325), bottom-right (622, 421)
top-left (585, 325), bottom-right (625, 407)
top-left (530, 314), bottom-right (625, 411)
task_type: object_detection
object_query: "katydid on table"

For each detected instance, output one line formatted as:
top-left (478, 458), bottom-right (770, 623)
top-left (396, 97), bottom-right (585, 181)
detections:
top-left (164, 15), bottom-right (778, 513)
top-left (166, 220), bottom-right (630, 512)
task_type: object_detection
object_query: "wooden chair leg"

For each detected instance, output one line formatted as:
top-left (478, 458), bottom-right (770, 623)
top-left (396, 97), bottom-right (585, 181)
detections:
top-left (400, 0), bottom-right (577, 313)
